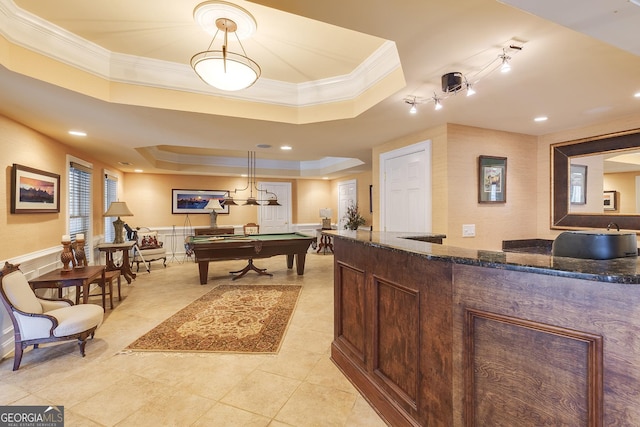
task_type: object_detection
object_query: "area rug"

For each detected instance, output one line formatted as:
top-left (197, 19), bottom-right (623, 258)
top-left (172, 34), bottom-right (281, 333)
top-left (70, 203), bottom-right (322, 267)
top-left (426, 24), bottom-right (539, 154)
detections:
top-left (126, 284), bottom-right (301, 353)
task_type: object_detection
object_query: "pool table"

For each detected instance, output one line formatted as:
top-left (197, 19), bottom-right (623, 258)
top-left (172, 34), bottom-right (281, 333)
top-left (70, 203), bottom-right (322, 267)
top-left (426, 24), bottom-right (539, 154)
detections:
top-left (189, 232), bottom-right (314, 284)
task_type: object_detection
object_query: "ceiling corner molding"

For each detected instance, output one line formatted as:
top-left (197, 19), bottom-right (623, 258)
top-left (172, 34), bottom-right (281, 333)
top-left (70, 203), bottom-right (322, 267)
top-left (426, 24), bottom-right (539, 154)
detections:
top-left (136, 145), bottom-right (365, 178)
top-left (0, 0), bottom-right (111, 76)
top-left (0, 0), bottom-right (403, 118)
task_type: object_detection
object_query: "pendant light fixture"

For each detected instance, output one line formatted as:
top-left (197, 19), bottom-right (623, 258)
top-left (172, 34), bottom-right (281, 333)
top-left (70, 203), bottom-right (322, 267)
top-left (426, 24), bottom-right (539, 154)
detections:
top-left (191, 1), bottom-right (261, 91)
top-left (223, 151), bottom-right (281, 206)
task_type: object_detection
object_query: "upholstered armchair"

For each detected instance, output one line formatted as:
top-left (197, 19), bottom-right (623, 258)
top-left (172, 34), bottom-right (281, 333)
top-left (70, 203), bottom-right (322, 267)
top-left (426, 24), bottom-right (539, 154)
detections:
top-left (0, 262), bottom-right (104, 370)
top-left (131, 227), bottom-right (167, 272)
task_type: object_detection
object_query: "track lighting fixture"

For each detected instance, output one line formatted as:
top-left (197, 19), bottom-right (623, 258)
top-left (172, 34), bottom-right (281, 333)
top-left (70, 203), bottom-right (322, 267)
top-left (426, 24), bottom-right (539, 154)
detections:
top-left (464, 77), bottom-right (476, 96)
top-left (404, 96), bottom-right (426, 114)
top-left (401, 41), bottom-right (524, 114)
top-left (499, 49), bottom-right (512, 73)
top-left (433, 94), bottom-right (443, 110)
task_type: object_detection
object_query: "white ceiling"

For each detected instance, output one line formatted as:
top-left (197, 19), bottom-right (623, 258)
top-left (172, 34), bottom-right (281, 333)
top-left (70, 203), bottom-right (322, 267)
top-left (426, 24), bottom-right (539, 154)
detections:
top-left (0, 0), bottom-right (639, 178)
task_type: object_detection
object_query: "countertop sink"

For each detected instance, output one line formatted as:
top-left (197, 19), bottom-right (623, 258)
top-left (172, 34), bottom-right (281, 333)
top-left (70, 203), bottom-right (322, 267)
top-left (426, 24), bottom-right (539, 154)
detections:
top-left (552, 230), bottom-right (638, 260)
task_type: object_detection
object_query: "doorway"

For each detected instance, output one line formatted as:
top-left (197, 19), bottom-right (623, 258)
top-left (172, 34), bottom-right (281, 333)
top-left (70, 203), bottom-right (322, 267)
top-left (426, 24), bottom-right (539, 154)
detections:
top-left (379, 141), bottom-right (431, 232)
top-left (258, 181), bottom-right (292, 233)
top-left (337, 179), bottom-right (357, 230)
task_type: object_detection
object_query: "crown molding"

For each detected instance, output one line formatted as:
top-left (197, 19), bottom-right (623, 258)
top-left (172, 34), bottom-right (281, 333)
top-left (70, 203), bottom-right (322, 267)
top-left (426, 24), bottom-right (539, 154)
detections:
top-left (0, 0), bottom-right (403, 110)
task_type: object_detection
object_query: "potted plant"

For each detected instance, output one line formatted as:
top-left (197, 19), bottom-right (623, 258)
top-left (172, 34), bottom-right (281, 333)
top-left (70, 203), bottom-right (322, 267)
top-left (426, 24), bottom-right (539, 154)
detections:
top-left (343, 204), bottom-right (366, 230)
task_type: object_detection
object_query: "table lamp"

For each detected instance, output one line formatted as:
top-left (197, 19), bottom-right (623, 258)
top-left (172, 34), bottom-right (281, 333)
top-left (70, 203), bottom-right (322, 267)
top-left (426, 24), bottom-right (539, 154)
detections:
top-left (320, 208), bottom-right (333, 230)
top-left (205, 198), bottom-right (223, 228)
top-left (103, 201), bottom-right (133, 244)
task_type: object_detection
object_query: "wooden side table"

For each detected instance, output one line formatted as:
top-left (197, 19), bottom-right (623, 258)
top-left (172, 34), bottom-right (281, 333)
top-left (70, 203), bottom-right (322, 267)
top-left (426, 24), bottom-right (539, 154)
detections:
top-left (316, 229), bottom-right (334, 254)
top-left (96, 241), bottom-right (137, 284)
top-left (28, 265), bottom-right (105, 306)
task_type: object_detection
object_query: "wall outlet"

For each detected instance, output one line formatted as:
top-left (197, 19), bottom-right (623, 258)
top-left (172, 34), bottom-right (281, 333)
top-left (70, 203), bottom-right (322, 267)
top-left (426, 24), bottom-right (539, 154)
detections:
top-left (462, 224), bottom-right (476, 237)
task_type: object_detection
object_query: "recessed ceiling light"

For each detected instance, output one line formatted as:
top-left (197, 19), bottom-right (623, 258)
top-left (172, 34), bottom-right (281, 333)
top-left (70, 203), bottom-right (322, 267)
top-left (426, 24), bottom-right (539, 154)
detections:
top-left (118, 161), bottom-right (132, 166)
top-left (634, 92), bottom-right (640, 98)
top-left (322, 177), bottom-right (329, 180)
top-left (280, 145), bottom-right (292, 150)
top-left (534, 116), bottom-right (548, 122)
top-left (68, 130), bottom-right (87, 136)
top-left (134, 169), bottom-right (143, 173)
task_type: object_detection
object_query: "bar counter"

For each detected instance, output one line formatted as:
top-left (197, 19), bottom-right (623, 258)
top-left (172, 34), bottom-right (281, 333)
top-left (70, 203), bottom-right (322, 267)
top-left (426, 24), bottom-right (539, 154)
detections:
top-left (328, 229), bottom-right (640, 426)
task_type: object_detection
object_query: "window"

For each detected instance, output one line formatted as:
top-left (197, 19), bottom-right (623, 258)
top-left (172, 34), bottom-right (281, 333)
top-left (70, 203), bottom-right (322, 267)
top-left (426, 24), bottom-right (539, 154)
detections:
top-left (69, 160), bottom-right (92, 262)
top-left (104, 172), bottom-right (118, 243)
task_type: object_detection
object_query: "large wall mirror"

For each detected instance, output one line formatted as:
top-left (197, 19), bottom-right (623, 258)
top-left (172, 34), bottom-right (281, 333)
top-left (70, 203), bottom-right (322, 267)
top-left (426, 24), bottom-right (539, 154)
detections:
top-left (552, 129), bottom-right (640, 230)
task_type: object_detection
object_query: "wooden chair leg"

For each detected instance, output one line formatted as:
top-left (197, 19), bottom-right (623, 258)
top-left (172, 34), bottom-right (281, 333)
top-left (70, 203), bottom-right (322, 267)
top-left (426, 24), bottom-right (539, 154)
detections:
top-left (77, 337), bottom-right (88, 357)
top-left (116, 274), bottom-right (122, 301)
top-left (13, 341), bottom-right (24, 371)
top-left (108, 278), bottom-right (113, 309)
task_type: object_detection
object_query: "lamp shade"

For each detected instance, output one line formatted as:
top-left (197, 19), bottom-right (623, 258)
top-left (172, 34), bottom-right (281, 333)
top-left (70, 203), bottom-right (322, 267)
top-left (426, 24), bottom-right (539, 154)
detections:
top-left (191, 51), bottom-right (260, 91)
top-left (205, 199), bottom-right (223, 210)
top-left (103, 201), bottom-right (133, 217)
top-left (319, 208), bottom-right (333, 218)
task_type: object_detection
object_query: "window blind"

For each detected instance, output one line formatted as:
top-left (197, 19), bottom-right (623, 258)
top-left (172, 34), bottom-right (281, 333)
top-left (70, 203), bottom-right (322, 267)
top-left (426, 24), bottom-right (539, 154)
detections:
top-left (69, 161), bottom-right (92, 262)
top-left (104, 173), bottom-right (118, 243)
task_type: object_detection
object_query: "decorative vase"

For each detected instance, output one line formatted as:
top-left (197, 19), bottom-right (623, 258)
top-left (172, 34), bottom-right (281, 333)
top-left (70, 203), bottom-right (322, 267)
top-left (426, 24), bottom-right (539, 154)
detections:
top-left (61, 241), bottom-right (74, 271)
top-left (74, 238), bottom-right (86, 268)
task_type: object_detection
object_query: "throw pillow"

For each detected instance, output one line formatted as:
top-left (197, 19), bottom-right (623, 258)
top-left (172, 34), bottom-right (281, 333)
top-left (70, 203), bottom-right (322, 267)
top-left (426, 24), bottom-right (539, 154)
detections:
top-left (139, 234), bottom-right (161, 249)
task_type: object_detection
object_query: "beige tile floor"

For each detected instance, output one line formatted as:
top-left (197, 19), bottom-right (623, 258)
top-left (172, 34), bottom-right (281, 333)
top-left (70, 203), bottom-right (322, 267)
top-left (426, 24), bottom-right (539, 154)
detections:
top-left (0, 252), bottom-right (387, 427)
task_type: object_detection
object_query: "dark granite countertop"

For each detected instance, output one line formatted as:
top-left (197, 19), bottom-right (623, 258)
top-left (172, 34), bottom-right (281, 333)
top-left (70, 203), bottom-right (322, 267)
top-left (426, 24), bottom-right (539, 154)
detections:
top-left (325, 230), bottom-right (640, 284)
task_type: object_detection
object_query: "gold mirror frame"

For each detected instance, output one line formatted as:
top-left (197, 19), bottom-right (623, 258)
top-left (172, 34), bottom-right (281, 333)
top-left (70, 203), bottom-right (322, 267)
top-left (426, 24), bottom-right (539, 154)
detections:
top-left (552, 129), bottom-right (640, 230)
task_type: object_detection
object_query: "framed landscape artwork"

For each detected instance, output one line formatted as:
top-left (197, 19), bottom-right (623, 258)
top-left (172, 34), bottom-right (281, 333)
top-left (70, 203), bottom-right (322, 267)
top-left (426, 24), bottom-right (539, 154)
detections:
top-left (172, 189), bottom-right (229, 214)
top-left (478, 156), bottom-right (507, 203)
top-left (11, 164), bottom-right (60, 213)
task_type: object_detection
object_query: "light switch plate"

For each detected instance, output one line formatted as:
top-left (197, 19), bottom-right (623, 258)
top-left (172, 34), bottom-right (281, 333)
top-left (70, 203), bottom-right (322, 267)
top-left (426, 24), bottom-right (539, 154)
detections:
top-left (462, 224), bottom-right (476, 237)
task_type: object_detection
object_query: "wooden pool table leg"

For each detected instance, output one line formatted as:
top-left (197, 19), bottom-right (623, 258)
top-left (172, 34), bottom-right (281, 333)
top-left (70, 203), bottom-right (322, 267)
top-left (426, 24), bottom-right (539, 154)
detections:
top-left (198, 261), bottom-right (209, 285)
top-left (295, 253), bottom-right (307, 275)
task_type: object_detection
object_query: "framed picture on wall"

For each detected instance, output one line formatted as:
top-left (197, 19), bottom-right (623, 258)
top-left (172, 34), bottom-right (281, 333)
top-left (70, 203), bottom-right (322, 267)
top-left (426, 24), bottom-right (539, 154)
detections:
top-left (478, 156), bottom-right (507, 203)
top-left (10, 164), bottom-right (60, 213)
top-left (569, 164), bottom-right (588, 205)
top-left (171, 189), bottom-right (229, 214)
top-left (603, 190), bottom-right (617, 211)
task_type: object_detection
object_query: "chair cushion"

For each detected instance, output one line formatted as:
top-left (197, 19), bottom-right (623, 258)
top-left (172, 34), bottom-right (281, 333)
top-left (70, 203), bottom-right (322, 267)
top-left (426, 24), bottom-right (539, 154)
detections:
top-left (2, 270), bottom-right (43, 314)
top-left (47, 304), bottom-right (104, 337)
top-left (133, 247), bottom-right (166, 262)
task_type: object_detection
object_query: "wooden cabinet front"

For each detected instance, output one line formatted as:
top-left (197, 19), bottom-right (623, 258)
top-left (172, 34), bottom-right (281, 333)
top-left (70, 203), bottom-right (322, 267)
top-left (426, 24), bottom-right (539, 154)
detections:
top-left (332, 235), bottom-right (640, 426)
top-left (332, 238), bottom-right (453, 426)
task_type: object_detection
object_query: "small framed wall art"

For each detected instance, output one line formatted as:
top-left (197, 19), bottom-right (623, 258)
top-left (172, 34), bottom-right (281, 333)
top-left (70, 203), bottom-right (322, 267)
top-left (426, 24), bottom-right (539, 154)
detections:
top-left (603, 190), bottom-right (617, 211)
top-left (11, 164), bottom-right (61, 214)
top-left (478, 156), bottom-right (507, 204)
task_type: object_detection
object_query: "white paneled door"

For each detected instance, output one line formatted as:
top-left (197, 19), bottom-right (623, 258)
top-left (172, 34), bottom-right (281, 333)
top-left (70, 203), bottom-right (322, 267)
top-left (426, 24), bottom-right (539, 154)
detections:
top-left (258, 181), bottom-right (292, 233)
top-left (337, 179), bottom-right (357, 230)
top-left (380, 141), bottom-right (431, 232)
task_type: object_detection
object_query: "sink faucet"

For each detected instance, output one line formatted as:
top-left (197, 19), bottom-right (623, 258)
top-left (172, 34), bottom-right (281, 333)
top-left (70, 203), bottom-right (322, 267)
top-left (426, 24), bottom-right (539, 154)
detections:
top-left (607, 222), bottom-right (620, 231)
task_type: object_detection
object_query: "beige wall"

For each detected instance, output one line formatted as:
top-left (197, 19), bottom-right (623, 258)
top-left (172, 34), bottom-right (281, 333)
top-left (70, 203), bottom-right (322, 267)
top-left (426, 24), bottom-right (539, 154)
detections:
top-left (5, 109), bottom-right (640, 261)
top-left (122, 173), bottom-right (335, 229)
top-left (446, 124), bottom-right (538, 249)
top-left (604, 172), bottom-right (636, 214)
top-left (373, 123), bottom-right (538, 251)
top-left (329, 171), bottom-right (373, 229)
top-left (0, 115), bottom-right (122, 261)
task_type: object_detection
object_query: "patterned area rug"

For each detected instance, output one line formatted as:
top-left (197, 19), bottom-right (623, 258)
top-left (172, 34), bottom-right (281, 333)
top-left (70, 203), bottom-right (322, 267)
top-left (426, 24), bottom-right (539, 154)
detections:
top-left (126, 284), bottom-right (302, 353)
